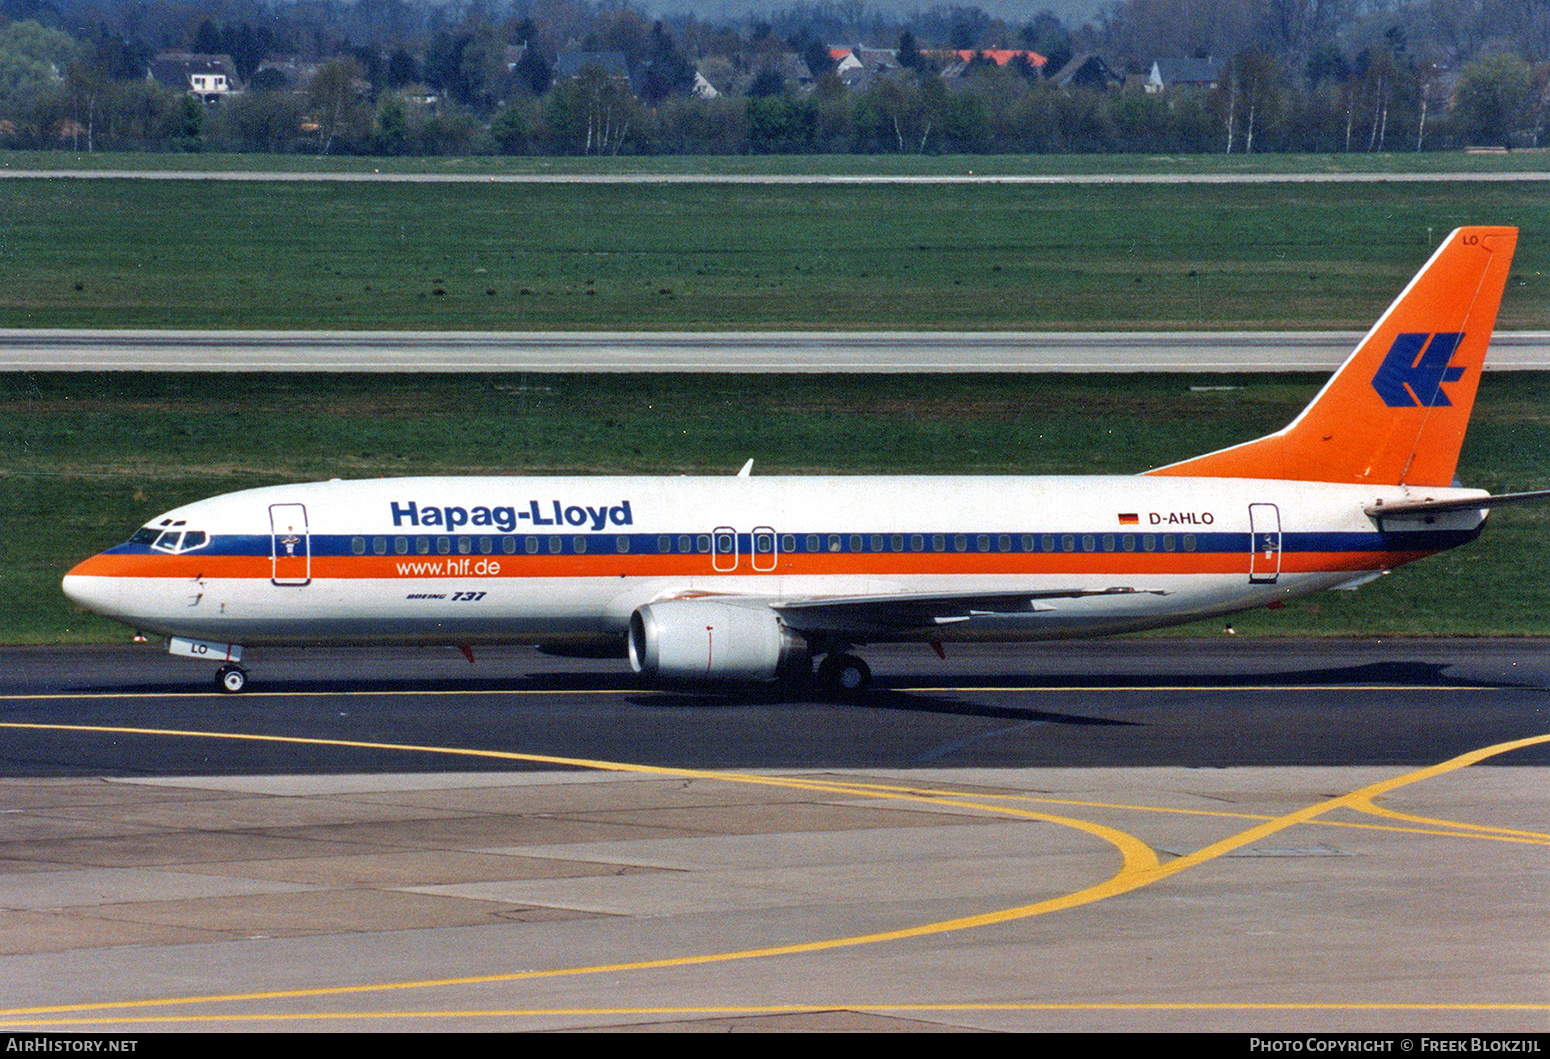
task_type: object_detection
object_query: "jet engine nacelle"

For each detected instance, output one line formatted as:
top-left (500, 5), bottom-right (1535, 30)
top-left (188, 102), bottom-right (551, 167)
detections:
top-left (629, 599), bottom-right (808, 682)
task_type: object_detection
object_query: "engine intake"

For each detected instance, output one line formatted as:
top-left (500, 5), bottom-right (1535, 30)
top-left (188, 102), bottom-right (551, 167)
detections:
top-left (629, 600), bottom-right (808, 682)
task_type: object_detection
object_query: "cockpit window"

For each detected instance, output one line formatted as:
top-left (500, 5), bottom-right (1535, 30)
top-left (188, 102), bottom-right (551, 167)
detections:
top-left (143, 528), bottom-right (209, 553)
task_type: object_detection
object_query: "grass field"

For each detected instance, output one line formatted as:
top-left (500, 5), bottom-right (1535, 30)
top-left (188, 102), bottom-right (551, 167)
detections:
top-left (7, 371), bottom-right (1549, 644)
top-left (2, 177), bottom-right (1548, 330)
top-left (6, 160), bottom-right (1549, 645)
top-left (6, 149), bottom-right (1550, 175)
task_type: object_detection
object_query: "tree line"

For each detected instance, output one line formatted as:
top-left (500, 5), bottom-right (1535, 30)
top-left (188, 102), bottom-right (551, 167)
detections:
top-left (0, 0), bottom-right (1543, 155)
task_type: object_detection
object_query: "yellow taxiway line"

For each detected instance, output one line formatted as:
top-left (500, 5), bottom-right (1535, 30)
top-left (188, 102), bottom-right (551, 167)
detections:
top-left (0, 721), bottom-right (1545, 1026)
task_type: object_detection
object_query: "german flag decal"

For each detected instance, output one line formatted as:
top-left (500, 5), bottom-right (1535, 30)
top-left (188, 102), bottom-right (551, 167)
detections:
top-left (1118, 513), bottom-right (1139, 525)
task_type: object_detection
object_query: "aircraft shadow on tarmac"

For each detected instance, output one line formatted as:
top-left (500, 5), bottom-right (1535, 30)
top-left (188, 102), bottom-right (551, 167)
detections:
top-left (607, 657), bottom-right (1530, 725)
top-left (881, 659), bottom-right (1524, 691)
top-left (635, 687), bottom-right (1142, 725)
top-left (42, 674), bottom-right (1127, 727)
top-left (59, 658), bottom-right (1526, 703)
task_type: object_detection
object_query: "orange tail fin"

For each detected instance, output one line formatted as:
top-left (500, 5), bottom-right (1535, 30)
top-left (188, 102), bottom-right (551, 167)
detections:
top-left (1147, 226), bottom-right (1518, 486)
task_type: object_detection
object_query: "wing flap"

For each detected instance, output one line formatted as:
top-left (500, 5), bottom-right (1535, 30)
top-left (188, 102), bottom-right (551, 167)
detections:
top-left (774, 586), bottom-right (1168, 633)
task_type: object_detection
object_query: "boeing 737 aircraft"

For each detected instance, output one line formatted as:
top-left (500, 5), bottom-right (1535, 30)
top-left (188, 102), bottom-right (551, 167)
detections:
top-left (64, 226), bottom-right (1540, 694)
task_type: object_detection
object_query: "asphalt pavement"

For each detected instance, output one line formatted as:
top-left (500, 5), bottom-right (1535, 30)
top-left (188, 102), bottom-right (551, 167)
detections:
top-left (6, 328), bottom-right (1550, 373)
top-left (0, 640), bottom-right (1545, 1032)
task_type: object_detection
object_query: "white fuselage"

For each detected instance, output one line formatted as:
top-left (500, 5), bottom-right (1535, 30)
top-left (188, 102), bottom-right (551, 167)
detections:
top-left (62, 474), bottom-right (1486, 649)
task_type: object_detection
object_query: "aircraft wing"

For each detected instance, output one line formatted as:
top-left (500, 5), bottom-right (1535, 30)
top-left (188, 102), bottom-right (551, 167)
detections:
top-left (770, 586), bottom-right (1169, 634)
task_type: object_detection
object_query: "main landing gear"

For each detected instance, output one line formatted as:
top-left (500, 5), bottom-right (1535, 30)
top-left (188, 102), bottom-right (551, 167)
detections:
top-left (814, 652), bottom-right (871, 698)
top-left (216, 665), bottom-right (249, 694)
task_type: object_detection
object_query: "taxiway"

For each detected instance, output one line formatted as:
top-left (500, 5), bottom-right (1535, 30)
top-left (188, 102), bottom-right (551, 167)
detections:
top-left (0, 640), bottom-right (1545, 1032)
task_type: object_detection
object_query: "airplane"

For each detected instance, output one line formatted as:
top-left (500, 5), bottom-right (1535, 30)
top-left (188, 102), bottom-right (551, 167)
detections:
top-left (63, 225), bottom-right (1543, 696)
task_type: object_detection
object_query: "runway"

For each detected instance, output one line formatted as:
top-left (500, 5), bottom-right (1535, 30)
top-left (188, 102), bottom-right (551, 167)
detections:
top-left (1, 640), bottom-right (1546, 1031)
top-left (8, 328), bottom-right (1550, 372)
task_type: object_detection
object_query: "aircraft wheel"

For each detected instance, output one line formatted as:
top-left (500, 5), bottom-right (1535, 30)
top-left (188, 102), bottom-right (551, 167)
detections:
top-left (216, 665), bottom-right (248, 694)
top-left (816, 653), bottom-right (871, 698)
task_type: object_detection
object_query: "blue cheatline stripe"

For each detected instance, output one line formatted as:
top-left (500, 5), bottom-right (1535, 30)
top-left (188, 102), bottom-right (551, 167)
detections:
top-left (100, 526), bottom-right (1482, 560)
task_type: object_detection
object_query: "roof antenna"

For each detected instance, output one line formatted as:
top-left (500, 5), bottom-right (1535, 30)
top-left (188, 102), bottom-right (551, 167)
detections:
top-left (737, 459), bottom-right (754, 477)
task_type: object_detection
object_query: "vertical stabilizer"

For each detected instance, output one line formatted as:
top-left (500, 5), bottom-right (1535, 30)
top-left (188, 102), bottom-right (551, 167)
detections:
top-left (1147, 226), bottom-right (1517, 486)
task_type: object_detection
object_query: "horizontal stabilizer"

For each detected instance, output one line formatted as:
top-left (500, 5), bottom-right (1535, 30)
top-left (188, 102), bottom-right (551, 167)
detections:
top-left (1364, 488), bottom-right (1550, 518)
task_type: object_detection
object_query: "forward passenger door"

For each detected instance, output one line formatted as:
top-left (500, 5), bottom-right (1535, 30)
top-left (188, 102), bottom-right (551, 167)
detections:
top-left (270, 503), bottom-right (311, 586)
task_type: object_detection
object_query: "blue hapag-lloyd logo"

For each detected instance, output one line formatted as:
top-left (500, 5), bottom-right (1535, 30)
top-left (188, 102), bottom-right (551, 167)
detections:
top-left (1370, 332), bottom-right (1466, 407)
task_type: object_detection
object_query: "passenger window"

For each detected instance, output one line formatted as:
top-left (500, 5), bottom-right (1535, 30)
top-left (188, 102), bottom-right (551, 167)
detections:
top-left (548, 536), bottom-right (562, 554)
top-left (1062, 535), bottom-right (1075, 552)
top-left (1082, 535), bottom-right (1095, 552)
top-left (1143, 535), bottom-right (1155, 552)
top-left (478, 537), bottom-right (492, 554)
top-left (1163, 535), bottom-right (1176, 552)
top-left (616, 535), bottom-right (630, 553)
top-left (373, 537), bottom-right (387, 555)
top-left (1042, 534), bottom-right (1055, 552)
top-left (828, 535), bottom-right (841, 552)
top-left (1122, 534), bottom-right (1135, 552)
top-left (781, 534), bottom-right (796, 552)
top-left (351, 537), bottom-right (366, 555)
top-left (910, 535), bottom-right (924, 552)
top-left (1102, 534), bottom-right (1115, 552)
top-left (1184, 534), bottom-right (1197, 552)
top-left (436, 537), bottom-right (451, 555)
top-left (525, 536), bottom-right (539, 554)
top-left (891, 534), bottom-right (904, 552)
top-left (849, 534), bottom-right (863, 552)
top-left (977, 535), bottom-right (990, 552)
top-left (932, 535), bottom-right (945, 552)
top-left (954, 535), bottom-right (967, 552)
top-left (416, 537), bottom-right (430, 554)
top-left (457, 537), bottom-right (471, 555)
top-left (680, 535), bottom-right (694, 553)
top-left (502, 536), bottom-right (516, 554)
top-left (573, 536), bottom-right (587, 554)
top-left (869, 534), bottom-right (883, 551)
top-left (395, 537), bottom-right (409, 554)
top-left (658, 535), bottom-right (672, 553)
top-left (697, 535), bottom-right (711, 553)
top-left (998, 535), bottom-right (1011, 552)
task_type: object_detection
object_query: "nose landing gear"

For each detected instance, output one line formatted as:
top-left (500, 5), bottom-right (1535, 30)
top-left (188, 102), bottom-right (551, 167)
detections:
top-left (216, 665), bottom-right (249, 694)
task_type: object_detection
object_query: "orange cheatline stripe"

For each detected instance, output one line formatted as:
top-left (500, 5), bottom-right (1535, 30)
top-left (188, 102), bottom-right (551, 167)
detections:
top-left (66, 550), bottom-right (1416, 580)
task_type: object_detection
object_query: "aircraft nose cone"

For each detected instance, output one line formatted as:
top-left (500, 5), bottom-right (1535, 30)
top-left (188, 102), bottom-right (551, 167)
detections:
top-left (62, 565), bottom-right (121, 617)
